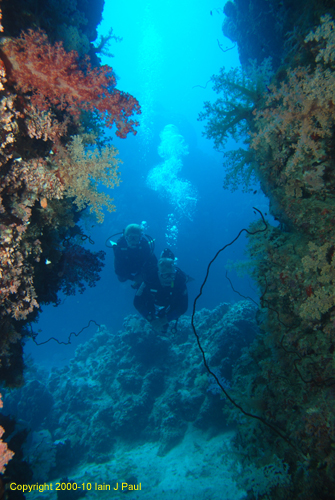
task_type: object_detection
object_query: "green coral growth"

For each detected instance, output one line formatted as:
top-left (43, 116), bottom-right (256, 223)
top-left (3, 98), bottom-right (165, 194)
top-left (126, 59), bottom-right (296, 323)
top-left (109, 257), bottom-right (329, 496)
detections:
top-left (198, 59), bottom-right (273, 191)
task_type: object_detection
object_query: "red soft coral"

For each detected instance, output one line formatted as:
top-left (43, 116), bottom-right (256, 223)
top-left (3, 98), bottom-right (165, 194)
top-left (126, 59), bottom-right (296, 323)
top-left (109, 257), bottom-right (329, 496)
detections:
top-left (1, 29), bottom-right (141, 138)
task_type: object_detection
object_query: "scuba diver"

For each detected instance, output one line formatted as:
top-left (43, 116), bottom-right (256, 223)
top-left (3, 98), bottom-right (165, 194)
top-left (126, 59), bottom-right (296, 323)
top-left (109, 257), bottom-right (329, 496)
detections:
top-left (110, 223), bottom-right (157, 287)
top-left (133, 250), bottom-right (189, 333)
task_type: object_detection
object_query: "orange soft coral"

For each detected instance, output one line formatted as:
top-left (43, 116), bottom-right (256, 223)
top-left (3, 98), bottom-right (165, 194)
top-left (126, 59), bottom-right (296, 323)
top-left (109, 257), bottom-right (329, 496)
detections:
top-left (0, 29), bottom-right (141, 138)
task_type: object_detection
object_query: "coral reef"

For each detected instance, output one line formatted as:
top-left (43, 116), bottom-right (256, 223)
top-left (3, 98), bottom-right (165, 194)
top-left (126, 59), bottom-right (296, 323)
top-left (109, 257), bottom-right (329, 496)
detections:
top-left (0, 4), bottom-right (140, 385)
top-left (201, 8), bottom-right (335, 500)
top-left (4, 301), bottom-right (257, 475)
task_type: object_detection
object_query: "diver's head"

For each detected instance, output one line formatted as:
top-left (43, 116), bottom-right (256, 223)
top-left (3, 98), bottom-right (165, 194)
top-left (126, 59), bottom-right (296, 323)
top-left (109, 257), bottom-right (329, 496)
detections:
top-left (160, 248), bottom-right (175, 260)
top-left (124, 224), bottom-right (142, 248)
top-left (158, 258), bottom-right (176, 287)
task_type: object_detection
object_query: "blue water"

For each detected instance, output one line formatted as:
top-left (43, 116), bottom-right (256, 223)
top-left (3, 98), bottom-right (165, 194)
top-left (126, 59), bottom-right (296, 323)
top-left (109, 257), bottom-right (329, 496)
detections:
top-left (24, 0), bottom-right (271, 368)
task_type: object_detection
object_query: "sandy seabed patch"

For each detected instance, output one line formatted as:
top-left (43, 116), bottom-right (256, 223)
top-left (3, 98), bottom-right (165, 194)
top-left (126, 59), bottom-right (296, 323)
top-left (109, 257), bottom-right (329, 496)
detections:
top-left (32, 428), bottom-right (245, 500)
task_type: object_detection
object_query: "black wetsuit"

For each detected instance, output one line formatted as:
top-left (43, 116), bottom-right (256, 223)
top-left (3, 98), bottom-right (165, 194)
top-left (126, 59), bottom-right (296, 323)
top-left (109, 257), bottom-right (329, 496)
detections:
top-left (113, 236), bottom-right (157, 283)
top-left (133, 268), bottom-right (188, 323)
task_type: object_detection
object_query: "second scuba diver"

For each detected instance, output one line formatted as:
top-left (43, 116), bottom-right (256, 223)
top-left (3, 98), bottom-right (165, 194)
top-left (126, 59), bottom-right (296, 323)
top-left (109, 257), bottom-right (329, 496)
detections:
top-left (133, 253), bottom-right (188, 333)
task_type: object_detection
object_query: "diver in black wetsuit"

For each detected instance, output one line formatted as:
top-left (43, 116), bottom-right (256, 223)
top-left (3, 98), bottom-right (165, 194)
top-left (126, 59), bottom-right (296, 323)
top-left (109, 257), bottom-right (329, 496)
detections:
top-left (133, 255), bottom-right (188, 333)
top-left (112, 224), bottom-right (157, 287)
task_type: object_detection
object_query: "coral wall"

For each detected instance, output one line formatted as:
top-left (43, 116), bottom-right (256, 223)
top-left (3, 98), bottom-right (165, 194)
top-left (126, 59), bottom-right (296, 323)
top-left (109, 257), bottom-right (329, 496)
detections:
top-left (201, 6), bottom-right (335, 500)
top-left (0, 5), bottom-right (140, 386)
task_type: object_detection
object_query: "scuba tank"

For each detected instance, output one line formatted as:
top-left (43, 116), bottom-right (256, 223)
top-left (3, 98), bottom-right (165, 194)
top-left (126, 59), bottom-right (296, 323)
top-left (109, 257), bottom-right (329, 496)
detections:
top-left (105, 231), bottom-right (155, 254)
